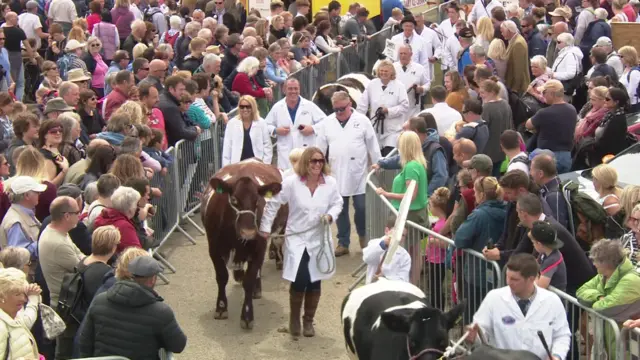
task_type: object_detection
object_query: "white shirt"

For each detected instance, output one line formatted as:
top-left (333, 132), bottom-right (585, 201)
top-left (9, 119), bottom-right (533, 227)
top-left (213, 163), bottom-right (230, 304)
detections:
top-left (391, 31), bottom-right (430, 68)
top-left (606, 52), bottom-right (624, 77)
top-left (442, 32), bottom-right (462, 71)
top-left (130, 3), bottom-right (143, 20)
top-left (260, 175), bottom-right (343, 282)
top-left (18, 13), bottom-right (43, 49)
top-left (468, 0), bottom-right (503, 24)
top-left (621, 68), bottom-right (640, 105)
top-left (222, 117), bottom-right (273, 166)
top-left (506, 152), bottom-right (530, 175)
top-left (315, 111), bottom-right (381, 196)
top-left (419, 102), bottom-right (462, 136)
top-left (473, 285), bottom-right (572, 360)
top-left (356, 78), bottom-right (409, 148)
top-left (265, 97), bottom-right (327, 170)
top-left (362, 237), bottom-right (411, 284)
top-left (394, 61), bottom-right (430, 118)
top-left (47, 0), bottom-right (77, 23)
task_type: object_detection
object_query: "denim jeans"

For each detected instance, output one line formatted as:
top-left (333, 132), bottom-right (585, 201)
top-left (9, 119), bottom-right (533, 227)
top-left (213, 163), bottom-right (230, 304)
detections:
top-left (15, 61), bottom-right (24, 101)
top-left (554, 151), bottom-right (572, 175)
top-left (337, 194), bottom-right (366, 248)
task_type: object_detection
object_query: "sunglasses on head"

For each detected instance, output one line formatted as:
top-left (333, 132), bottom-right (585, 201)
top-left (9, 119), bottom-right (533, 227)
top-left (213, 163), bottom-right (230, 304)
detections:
top-left (310, 158), bottom-right (325, 165)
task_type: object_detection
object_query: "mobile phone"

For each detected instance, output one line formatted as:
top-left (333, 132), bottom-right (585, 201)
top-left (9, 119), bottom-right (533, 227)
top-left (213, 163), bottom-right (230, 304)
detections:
top-left (486, 240), bottom-right (494, 250)
top-left (297, 125), bottom-right (305, 130)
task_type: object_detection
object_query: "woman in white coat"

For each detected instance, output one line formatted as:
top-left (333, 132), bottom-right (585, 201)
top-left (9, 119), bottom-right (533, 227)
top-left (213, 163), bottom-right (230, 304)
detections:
top-left (356, 60), bottom-right (410, 156)
top-left (0, 268), bottom-right (42, 360)
top-left (222, 95), bottom-right (273, 166)
top-left (259, 147), bottom-right (343, 339)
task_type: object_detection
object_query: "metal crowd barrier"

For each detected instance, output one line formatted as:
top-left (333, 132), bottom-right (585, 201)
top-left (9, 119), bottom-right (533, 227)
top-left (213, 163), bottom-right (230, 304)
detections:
top-left (622, 327), bottom-right (640, 359)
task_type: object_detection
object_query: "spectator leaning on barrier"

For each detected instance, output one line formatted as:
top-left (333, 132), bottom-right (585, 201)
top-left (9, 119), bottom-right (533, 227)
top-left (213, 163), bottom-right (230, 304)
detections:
top-left (529, 220), bottom-right (568, 291)
top-left (78, 256), bottom-right (187, 358)
top-left (158, 75), bottom-right (202, 146)
top-left (577, 239), bottom-right (640, 359)
top-left (93, 185), bottom-right (142, 253)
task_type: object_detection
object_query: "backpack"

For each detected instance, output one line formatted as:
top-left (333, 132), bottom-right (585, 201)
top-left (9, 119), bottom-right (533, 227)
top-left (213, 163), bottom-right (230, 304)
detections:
top-left (626, 65), bottom-right (640, 102)
top-left (143, 7), bottom-right (162, 23)
top-left (509, 154), bottom-right (530, 168)
top-left (56, 54), bottom-right (71, 81)
top-left (163, 31), bottom-right (180, 47)
top-left (559, 180), bottom-right (608, 239)
top-left (57, 263), bottom-right (98, 324)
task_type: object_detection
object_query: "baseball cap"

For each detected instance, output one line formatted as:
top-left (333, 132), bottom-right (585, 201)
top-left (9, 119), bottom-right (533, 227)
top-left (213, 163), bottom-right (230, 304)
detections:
top-left (9, 176), bottom-right (47, 194)
top-left (469, 154), bottom-right (493, 175)
top-left (530, 220), bottom-right (564, 249)
top-left (128, 256), bottom-right (165, 277)
top-left (57, 184), bottom-right (83, 198)
top-left (595, 36), bottom-right (612, 47)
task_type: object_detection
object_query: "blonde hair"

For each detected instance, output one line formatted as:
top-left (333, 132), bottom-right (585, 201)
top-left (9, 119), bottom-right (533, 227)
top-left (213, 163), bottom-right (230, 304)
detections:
top-left (113, 101), bottom-right (146, 125)
top-left (620, 185), bottom-right (640, 222)
top-left (176, 70), bottom-right (192, 80)
top-left (391, 7), bottom-right (403, 17)
top-left (592, 164), bottom-right (619, 192)
top-left (115, 0), bottom-right (130, 8)
top-left (189, 37), bottom-right (208, 52)
top-left (398, 131), bottom-right (427, 168)
top-left (476, 17), bottom-right (494, 42)
top-left (376, 60), bottom-right (396, 80)
top-left (487, 38), bottom-right (507, 60)
top-left (238, 95), bottom-right (260, 121)
top-left (0, 268), bottom-right (27, 301)
top-left (619, 46), bottom-right (638, 68)
top-left (295, 147), bottom-right (331, 177)
top-left (132, 43), bottom-right (149, 59)
top-left (474, 176), bottom-right (504, 201)
top-left (590, 86), bottom-right (608, 100)
top-left (0, 247), bottom-right (31, 270)
top-left (68, 26), bottom-right (86, 42)
top-left (429, 187), bottom-right (450, 213)
top-left (115, 247), bottom-right (150, 280)
top-left (288, 148), bottom-right (304, 166)
top-left (92, 225), bottom-right (122, 256)
top-left (13, 146), bottom-right (48, 183)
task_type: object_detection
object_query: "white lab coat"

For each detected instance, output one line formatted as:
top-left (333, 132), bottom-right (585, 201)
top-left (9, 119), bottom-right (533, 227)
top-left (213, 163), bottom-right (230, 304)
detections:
top-left (265, 97), bottom-right (327, 170)
top-left (439, 18), bottom-right (456, 40)
top-left (468, 0), bottom-right (503, 24)
top-left (391, 31), bottom-right (430, 68)
top-left (222, 117), bottom-right (273, 166)
top-left (473, 286), bottom-right (572, 360)
top-left (416, 26), bottom-right (443, 79)
top-left (393, 61), bottom-right (430, 119)
top-left (442, 33), bottom-right (462, 71)
top-left (362, 238), bottom-right (411, 284)
top-left (315, 111), bottom-right (381, 196)
top-left (356, 78), bottom-right (409, 149)
top-left (260, 175), bottom-right (343, 282)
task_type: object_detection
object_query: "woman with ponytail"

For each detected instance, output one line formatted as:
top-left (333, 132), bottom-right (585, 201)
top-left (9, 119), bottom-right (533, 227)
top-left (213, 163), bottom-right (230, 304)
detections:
top-left (478, 79), bottom-right (514, 176)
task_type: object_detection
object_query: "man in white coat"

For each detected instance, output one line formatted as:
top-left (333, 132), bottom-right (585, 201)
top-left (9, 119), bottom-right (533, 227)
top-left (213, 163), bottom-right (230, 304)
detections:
top-left (265, 78), bottom-right (327, 170)
top-left (390, 16), bottom-right (430, 68)
top-left (467, 0), bottom-right (503, 25)
top-left (316, 91), bottom-right (381, 256)
top-left (393, 44), bottom-right (429, 119)
top-left (467, 253), bottom-right (571, 360)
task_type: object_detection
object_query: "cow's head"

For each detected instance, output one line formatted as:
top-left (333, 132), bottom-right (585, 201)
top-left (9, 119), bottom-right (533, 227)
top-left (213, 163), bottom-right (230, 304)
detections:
top-left (211, 176), bottom-right (281, 240)
top-left (380, 302), bottom-right (465, 360)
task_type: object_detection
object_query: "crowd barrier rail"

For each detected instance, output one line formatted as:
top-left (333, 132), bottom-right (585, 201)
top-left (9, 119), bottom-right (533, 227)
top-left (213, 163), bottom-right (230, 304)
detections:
top-left (622, 327), bottom-right (640, 360)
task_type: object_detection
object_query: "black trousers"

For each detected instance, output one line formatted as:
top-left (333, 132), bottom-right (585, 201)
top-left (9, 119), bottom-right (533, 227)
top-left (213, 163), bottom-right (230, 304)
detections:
top-left (290, 250), bottom-right (321, 292)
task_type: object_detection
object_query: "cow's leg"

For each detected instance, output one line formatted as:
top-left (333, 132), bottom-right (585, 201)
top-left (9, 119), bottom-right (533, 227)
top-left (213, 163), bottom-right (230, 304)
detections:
top-left (240, 240), bottom-right (266, 329)
top-left (253, 269), bottom-right (262, 299)
top-left (211, 252), bottom-right (229, 320)
top-left (275, 242), bottom-right (283, 270)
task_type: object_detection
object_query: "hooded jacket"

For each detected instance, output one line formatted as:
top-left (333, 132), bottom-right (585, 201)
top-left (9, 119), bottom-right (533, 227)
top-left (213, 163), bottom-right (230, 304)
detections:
top-left (95, 131), bottom-right (125, 146)
top-left (93, 208), bottom-right (141, 253)
top-left (376, 129), bottom-right (448, 195)
top-left (579, 19), bottom-right (612, 57)
top-left (524, 26), bottom-right (546, 59)
top-left (78, 281), bottom-right (187, 359)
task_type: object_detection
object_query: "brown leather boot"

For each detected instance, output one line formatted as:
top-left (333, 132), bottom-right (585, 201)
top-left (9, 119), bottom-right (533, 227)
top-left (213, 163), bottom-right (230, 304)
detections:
top-left (302, 290), bottom-right (321, 337)
top-left (289, 289), bottom-right (304, 337)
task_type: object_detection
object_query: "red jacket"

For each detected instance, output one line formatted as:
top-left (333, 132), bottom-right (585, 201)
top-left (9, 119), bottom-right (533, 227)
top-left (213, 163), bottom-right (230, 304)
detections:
top-left (232, 72), bottom-right (265, 98)
top-left (103, 88), bottom-right (128, 121)
top-left (93, 207), bottom-right (141, 253)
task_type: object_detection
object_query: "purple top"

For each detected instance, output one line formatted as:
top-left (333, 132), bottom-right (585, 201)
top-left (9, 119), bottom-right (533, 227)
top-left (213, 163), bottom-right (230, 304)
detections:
top-left (111, 7), bottom-right (135, 39)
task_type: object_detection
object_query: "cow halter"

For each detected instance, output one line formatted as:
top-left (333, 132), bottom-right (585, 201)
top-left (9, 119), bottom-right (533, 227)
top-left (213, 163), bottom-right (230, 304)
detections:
top-left (227, 195), bottom-right (258, 229)
top-left (406, 338), bottom-right (445, 360)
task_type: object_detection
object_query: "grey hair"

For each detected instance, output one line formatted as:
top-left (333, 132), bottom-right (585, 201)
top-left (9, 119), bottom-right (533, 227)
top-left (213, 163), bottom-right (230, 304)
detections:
top-left (185, 21), bottom-right (202, 37)
top-left (399, 44), bottom-right (412, 53)
top-left (203, 53), bottom-right (221, 67)
top-left (530, 55), bottom-right (548, 69)
top-left (110, 186), bottom-right (141, 214)
top-left (590, 239), bottom-right (625, 268)
top-left (58, 81), bottom-right (79, 98)
top-left (516, 193), bottom-right (543, 216)
top-left (203, 17), bottom-right (217, 28)
top-left (595, 8), bottom-right (608, 20)
top-left (470, 43), bottom-right (486, 57)
top-left (0, 268), bottom-right (28, 301)
top-left (236, 56), bottom-right (260, 74)
top-left (241, 36), bottom-right (257, 51)
top-left (8, 192), bottom-right (27, 204)
top-left (506, 3), bottom-right (519, 14)
top-left (268, 43), bottom-right (281, 54)
top-left (84, 182), bottom-right (99, 205)
top-left (331, 90), bottom-right (351, 104)
top-left (169, 15), bottom-right (182, 30)
top-left (198, 28), bottom-right (212, 40)
top-left (131, 19), bottom-right (146, 31)
top-left (157, 43), bottom-right (173, 53)
top-left (501, 20), bottom-right (519, 35)
top-left (193, 9), bottom-right (204, 16)
top-left (58, 112), bottom-right (81, 143)
top-left (557, 32), bottom-right (574, 46)
top-left (0, 247), bottom-right (31, 270)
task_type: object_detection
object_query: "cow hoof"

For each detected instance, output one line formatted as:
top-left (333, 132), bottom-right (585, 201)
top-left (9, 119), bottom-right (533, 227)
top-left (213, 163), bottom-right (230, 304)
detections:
top-left (214, 310), bottom-right (228, 319)
top-left (233, 269), bottom-right (245, 282)
top-left (253, 290), bottom-right (262, 299)
top-left (268, 249), bottom-right (276, 260)
top-left (240, 320), bottom-right (254, 330)
top-left (276, 262), bottom-right (283, 270)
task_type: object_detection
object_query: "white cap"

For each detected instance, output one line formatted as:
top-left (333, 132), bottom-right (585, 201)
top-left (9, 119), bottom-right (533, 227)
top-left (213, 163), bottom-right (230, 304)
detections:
top-left (9, 176), bottom-right (47, 194)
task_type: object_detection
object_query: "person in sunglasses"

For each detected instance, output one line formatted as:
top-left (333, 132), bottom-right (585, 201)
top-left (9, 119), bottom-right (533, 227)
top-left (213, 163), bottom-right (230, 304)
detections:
top-left (316, 90), bottom-right (381, 256)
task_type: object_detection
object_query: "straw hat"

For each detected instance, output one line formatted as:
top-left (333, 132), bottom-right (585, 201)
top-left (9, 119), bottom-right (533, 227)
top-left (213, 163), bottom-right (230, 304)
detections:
top-left (67, 68), bottom-right (91, 82)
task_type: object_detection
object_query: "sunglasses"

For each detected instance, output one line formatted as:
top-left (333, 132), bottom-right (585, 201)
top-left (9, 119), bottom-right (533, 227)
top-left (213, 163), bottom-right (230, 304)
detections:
top-left (630, 216), bottom-right (640, 223)
top-left (140, 67), bottom-right (150, 71)
top-left (310, 158), bottom-right (325, 165)
top-left (239, 105), bottom-right (252, 109)
top-left (48, 127), bottom-right (62, 135)
top-left (1, 162), bottom-right (8, 166)
top-left (47, 67), bottom-right (58, 71)
top-left (333, 106), bottom-right (347, 113)
top-left (90, 43), bottom-right (101, 47)
top-left (0, 37), bottom-right (5, 41)
top-left (605, 97), bottom-right (612, 101)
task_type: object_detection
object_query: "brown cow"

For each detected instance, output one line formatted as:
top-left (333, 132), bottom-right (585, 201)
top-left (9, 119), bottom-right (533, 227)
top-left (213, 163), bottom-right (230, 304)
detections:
top-left (202, 159), bottom-right (286, 329)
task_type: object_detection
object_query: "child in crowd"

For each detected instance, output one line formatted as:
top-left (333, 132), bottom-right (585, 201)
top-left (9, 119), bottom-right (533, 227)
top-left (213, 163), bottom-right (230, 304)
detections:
top-left (144, 129), bottom-right (173, 175)
top-left (362, 214), bottom-right (411, 284)
top-left (426, 187), bottom-right (450, 308)
top-left (530, 220), bottom-right (567, 292)
top-left (283, 148), bottom-right (304, 178)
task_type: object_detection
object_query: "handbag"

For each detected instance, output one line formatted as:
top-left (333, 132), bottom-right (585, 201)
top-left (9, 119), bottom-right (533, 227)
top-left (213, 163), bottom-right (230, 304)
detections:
top-left (39, 303), bottom-right (66, 340)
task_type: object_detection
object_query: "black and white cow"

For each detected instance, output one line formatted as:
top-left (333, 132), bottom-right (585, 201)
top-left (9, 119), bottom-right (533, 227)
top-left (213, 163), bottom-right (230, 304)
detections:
top-left (341, 279), bottom-right (464, 360)
top-left (311, 73), bottom-right (373, 115)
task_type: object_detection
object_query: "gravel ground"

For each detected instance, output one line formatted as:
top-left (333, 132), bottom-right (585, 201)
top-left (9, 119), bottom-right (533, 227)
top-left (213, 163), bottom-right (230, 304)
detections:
top-left (155, 216), bottom-right (363, 360)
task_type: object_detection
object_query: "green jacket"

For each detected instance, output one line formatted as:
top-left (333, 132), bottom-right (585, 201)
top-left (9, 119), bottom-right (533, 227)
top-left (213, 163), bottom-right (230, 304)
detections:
top-left (577, 257), bottom-right (640, 358)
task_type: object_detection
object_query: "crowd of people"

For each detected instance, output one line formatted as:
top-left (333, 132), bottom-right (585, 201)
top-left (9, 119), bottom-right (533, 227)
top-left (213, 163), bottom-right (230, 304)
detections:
top-left (0, 0), bottom-right (636, 357)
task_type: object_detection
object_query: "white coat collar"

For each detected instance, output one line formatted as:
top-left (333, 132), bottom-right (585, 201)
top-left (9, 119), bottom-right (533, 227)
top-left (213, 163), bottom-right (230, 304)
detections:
top-left (499, 285), bottom-right (545, 319)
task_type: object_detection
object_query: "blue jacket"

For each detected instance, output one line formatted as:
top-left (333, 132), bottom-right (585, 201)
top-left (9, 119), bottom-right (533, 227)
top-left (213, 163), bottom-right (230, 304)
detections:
top-left (457, 47), bottom-right (472, 74)
top-left (580, 19), bottom-right (611, 55)
top-left (0, 48), bottom-right (11, 89)
top-left (265, 57), bottom-right (287, 84)
top-left (377, 129), bottom-right (448, 195)
top-left (540, 177), bottom-right (571, 231)
top-left (525, 28), bottom-right (547, 59)
top-left (454, 199), bottom-right (507, 286)
top-left (96, 131), bottom-right (125, 146)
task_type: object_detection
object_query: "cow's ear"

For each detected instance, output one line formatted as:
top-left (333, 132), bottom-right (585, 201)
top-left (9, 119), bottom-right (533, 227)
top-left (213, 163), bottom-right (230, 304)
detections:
top-left (443, 302), bottom-right (465, 330)
top-left (210, 178), bottom-right (233, 195)
top-left (380, 308), bottom-right (415, 334)
top-left (258, 183), bottom-right (282, 197)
